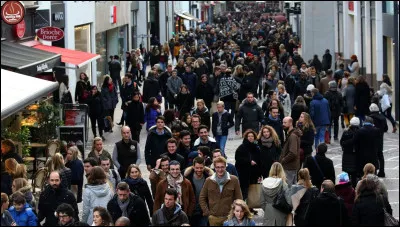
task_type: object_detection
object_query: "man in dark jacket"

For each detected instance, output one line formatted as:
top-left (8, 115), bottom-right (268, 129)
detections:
top-left (354, 116), bottom-right (381, 176)
top-left (265, 106), bottom-right (285, 144)
top-left (235, 92), bottom-right (265, 135)
top-left (211, 149), bottom-right (239, 177)
top-left (107, 182), bottom-right (150, 226)
top-left (285, 65), bottom-right (299, 104)
top-left (354, 76), bottom-right (371, 123)
top-left (307, 180), bottom-right (350, 226)
top-left (110, 55), bottom-right (122, 90)
top-left (368, 104), bottom-right (388, 177)
top-left (212, 101), bottom-right (234, 156)
top-left (181, 65), bottom-right (197, 97)
top-left (38, 171), bottom-right (79, 226)
top-left (112, 126), bottom-right (141, 178)
top-left (292, 51), bottom-right (304, 69)
top-left (193, 125), bottom-right (220, 153)
top-left (304, 143), bottom-right (336, 190)
top-left (322, 49), bottom-right (332, 72)
top-left (56, 203), bottom-right (90, 226)
top-left (159, 64), bottom-right (173, 110)
top-left (118, 73), bottom-right (140, 126)
top-left (249, 56), bottom-right (265, 99)
top-left (324, 81), bottom-right (343, 141)
top-left (142, 71), bottom-right (161, 103)
top-left (294, 72), bottom-right (310, 99)
top-left (152, 188), bottom-right (189, 226)
top-left (161, 138), bottom-right (186, 170)
top-left (145, 116), bottom-right (172, 171)
top-left (340, 117), bottom-right (360, 188)
top-left (310, 88), bottom-right (331, 148)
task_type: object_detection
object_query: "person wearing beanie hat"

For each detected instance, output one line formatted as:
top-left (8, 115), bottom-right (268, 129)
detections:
top-left (324, 80), bottom-right (343, 141)
top-left (335, 172), bottom-right (356, 219)
top-left (340, 117), bottom-right (360, 188)
top-left (306, 84), bottom-right (315, 91)
top-left (369, 103), bottom-right (388, 177)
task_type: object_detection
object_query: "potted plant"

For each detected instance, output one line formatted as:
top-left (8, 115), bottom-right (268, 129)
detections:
top-left (36, 101), bottom-right (64, 143)
top-left (1, 126), bottom-right (31, 157)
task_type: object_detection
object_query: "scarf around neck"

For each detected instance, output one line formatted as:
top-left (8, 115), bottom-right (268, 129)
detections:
top-left (226, 217), bottom-right (252, 226)
top-left (215, 171), bottom-right (229, 188)
top-left (261, 136), bottom-right (274, 148)
top-left (117, 196), bottom-right (130, 217)
top-left (167, 174), bottom-right (184, 204)
top-left (162, 204), bottom-right (176, 221)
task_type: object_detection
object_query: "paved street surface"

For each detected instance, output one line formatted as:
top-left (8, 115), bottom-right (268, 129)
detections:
top-left (79, 90), bottom-right (399, 224)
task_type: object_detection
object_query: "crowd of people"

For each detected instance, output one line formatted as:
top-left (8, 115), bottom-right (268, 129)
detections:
top-left (1, 2), bottom-right (398, 226)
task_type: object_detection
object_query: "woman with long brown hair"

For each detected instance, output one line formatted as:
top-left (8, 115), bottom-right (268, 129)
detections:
top-left (46, 153), bottom-right (72, 189)
top-left (291, 96), bottom-right (309, 127)
top-left (290, 168), bottom-right (319, 226)
top-left (296, 112), bottom-right (316, 166)
top-left (257, 126), bottom-right (281, 178)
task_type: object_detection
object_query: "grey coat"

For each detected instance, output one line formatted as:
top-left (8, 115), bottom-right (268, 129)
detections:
top-left (343, 84), bottom-right (356, 114)
top-left (166, 76), bottom-right (183, 96)
top-left (101, 86), bottom-right (119, 110)
top-left (260, 177), bottom-right (292, 226)
top-left (82, 183), bottom-right (114, 225)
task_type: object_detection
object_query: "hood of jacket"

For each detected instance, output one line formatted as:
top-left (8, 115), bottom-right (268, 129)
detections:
top-left (85, 183), bottom-right (112, 197)
top-left (194, 106), bottom-right (209, 114)
top-left (262, 177), bottom-right (283, 197)
top-left (9, 203), bottom-right (32, 213)
top-left (148, 125), bottom-right (172, 136)
top-left (184, 166), bottom-right (214, 177)
top-left (239, 97), bottom-right (259, 108)
top-left (16, 185), bottom-right (34, 203)
top-left (160, 203), bottom-right (183, 215)
top-left (312, 93), bottom-right (324, 100)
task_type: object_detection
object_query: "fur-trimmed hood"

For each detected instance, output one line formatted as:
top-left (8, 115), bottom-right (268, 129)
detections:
top-left (183, 166), bottom-right (214, 178)
top-left (193, 136), bottom-right (216, 147)
top-left (148, 125), bottom-right (172, 135)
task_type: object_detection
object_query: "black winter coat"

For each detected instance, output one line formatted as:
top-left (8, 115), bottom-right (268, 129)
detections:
top-left (294, 186), bottom-right (320, 226)
top-left (107, 193), bottom-right (151, 226)
top-left (303, 154), bottom-right (335, 190)
top-left (265, 116), bottom-right (285, 145)
top-left (307, 192), bottom-right (350, 226)
top-left (294, 79), bottom-right (310, 99)
top-left (159, 71), bottom-right (171, 96)
top-left (322, 53), bottom-right (332, 71)
top-left (123, 177), bottom-right (154, 216)
top-left (75, 80), bottom-right (91, 103)
top-left (324, 89), bottom-right (343, 118)
top-left (354, 125), bottom-right (380, 175)
top-left (235, 139), bottom-right (261, 184)
top-left (176, 93), bottom-right (194, 118)
top-left (298, 126), bottom-right (314, 156)
top-left (238, 75), bottom-right (254, 102)
top-left (340, 126), bottom-right (359, 173)
top-left (354, 82), bottom-right (371, 116)
top-left (126, 100), bottom-right (145, 131)
top-left (235, 100), bottom-right (265, 133)
top-left (195, 82), bottom-right (214, 106)
top-left (258, 141), bottom-right (281, 178)
top-left (192, 107), bottom-right (211, 130)
top-left (291, 104), bottom-right (309, 127)
top-left (87, 92), bottom-right (104, 117)
top-left (352, 191), bottom-right (392, 226)
top-left (143, 77), bottom-right (161, 103)
top-left (144, 127), bottom-right (172, 168)
top-left (38, 185), bottom-right (79, 226)
top-left (212, 111), bottom-right (234, 136)
top-left (1, 172), bottom-right (12, 196)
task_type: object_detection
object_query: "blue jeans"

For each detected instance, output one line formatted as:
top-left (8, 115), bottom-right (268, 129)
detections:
top-left (314, 126), bottom-right (326, 149)
top-left (215, 135), bottom-right (228, 157)
top-left (159, 62), bottom-right (166, 71)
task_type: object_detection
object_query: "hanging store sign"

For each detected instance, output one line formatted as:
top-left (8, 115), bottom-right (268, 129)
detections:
top-left (110, 5), bottom-right (117, 24)
top-left (1, 1), bottom-right (26, 25)
top-left (14, 19), bottom-right (25, 38)
top-left (348, 1), bottom-right (354, 12)
top-left (36, 26), bottom-right (64, 42)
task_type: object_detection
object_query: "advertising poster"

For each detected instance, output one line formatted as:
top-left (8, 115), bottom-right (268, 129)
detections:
top-left (58, 126), bottom-right (85, 158)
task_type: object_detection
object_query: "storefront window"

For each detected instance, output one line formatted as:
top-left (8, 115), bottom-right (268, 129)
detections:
top-left (74, 24), bottom-right (91, 83)
top-left (383, 1), bottom-right (394, 14)
top-left (96, 32), bottom-right (107, 87)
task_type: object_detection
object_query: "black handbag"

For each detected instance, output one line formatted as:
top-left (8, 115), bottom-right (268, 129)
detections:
top-left (273, 184), bottom-right (293, 214)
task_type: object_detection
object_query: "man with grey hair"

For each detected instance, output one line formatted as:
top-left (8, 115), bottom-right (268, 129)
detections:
top-left (369, 103), bottom-right (388, 177)
top-left (354, 116), bottom-right (381, 177)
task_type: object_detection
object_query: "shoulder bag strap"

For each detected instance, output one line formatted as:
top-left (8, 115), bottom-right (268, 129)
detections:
top-left (312, 156), bottom-right (325, 179)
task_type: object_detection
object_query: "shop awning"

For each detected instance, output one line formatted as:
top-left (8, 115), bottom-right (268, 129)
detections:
top-left (32, 44), bottom-right (101, 69)
top-left (182, 12), bottom-right (202, 22)
top-left (1, 41), bottom-right (61, 75)
top-left (175, 12), bottom-right (194, 21)
top-left (1, 69), bottom-right (59, 120)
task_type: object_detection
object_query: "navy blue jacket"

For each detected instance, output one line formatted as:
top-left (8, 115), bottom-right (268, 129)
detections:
top-left (310, 93), bottom-right (331, 126)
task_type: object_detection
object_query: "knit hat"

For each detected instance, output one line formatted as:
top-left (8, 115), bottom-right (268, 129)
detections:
top-left (369, 103), bottom-right (379, 112)
top-left (306, 84), bottom-right (315, 91)
top-left (328, 81), bottom-right (337, 89)
top-left (338, 172), bottom-right (350, 184)
top-left (350, 117), bottom-right (360, 126)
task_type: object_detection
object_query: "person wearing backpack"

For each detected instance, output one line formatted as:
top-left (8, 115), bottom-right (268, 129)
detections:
top-left (324, 81), bottom-right (343, 141)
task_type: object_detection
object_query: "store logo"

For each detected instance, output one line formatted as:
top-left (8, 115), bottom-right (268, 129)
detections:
top-left (1, 1), bottom-right (25, 25)
top-left (53, 12), bottom-right (64, 21)
top-left (36, 26), bottom-right (64, 41)
top-left (37, 63), bottom-right (49, 72)
top-left (14, 19), bottom-right (25, 38)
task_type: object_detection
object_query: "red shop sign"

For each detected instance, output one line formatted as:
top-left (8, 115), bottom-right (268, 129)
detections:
top-left (348, 1), bottom-right (354, 12)
top-left (1, 1), bottom-right (25, 25)
top-left (14, 19), bottom-right (25, 38)
top-left (36, 26), bottom-right (64, 41)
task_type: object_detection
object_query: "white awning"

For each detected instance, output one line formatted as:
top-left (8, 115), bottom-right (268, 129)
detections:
top-left (1, 69), bottom-right (59, 120)
top-left (182, 12), bottom-right (202, 22)
top-left (175, 12), bottom-right (194, 21)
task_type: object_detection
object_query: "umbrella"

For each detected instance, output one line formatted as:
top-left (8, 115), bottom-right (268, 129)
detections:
top-left (274, 15), bottom-right (287, 22)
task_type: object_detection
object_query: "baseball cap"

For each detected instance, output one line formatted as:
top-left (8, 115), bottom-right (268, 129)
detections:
top-left (338, 172), bottom-right (350, 184)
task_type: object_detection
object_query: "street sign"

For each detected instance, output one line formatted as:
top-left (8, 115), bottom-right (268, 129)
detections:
top-left (36, 26), bottom-right (64, 42)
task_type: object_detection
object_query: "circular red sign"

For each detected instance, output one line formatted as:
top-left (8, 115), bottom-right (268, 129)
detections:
top-left (36, 26), bottom-right (64, 42)
top-left (1, 1), bottom-right (25, 25)
top-left (14, 19), bottom-right (25, 38)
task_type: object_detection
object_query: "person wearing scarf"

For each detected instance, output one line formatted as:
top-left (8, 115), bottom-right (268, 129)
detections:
top-left (258, 126), bottom-right (282, 179)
